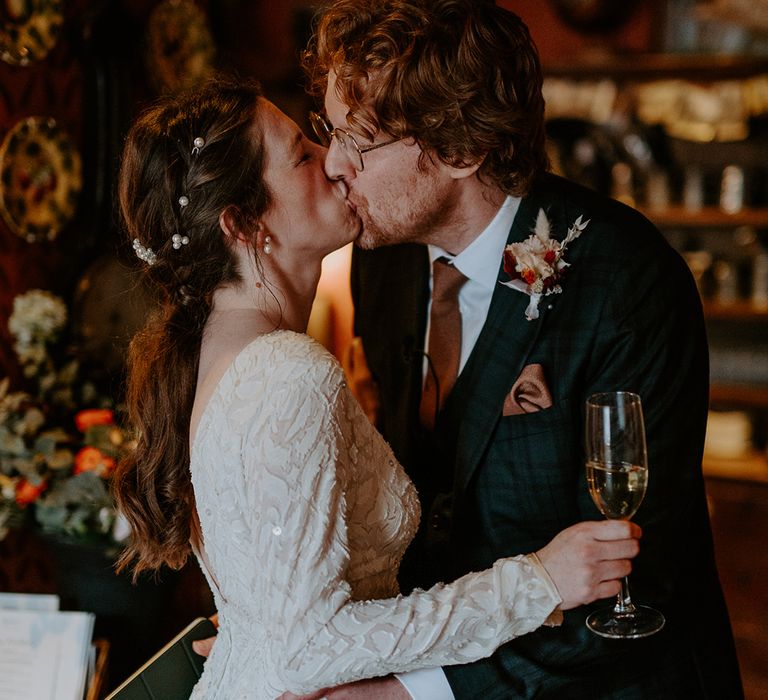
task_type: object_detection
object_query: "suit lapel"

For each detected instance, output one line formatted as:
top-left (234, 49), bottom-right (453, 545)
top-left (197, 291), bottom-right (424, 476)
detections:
top-left (389, 245), bottom-right (430, 461)
top-left (444, 178), bottom-right (564, 495)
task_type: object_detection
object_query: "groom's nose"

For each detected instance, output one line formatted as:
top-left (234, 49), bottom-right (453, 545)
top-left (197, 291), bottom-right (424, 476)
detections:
top-left (323, 138), bottom-right (356, 183)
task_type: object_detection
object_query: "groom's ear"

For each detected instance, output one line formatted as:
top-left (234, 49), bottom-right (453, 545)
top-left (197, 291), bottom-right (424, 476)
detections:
top-left (445, 156), bottom-right (485, 180)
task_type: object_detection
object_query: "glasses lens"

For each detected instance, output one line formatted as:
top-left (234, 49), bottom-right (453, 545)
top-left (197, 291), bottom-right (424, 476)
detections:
top-left (309, 112), bottom-right (332, 146)
top-left (330, 130), bottom-right (361, 171)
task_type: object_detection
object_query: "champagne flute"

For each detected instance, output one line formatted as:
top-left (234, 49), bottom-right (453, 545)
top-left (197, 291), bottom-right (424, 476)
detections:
top-left (584, 391), bottom-right (665, 639)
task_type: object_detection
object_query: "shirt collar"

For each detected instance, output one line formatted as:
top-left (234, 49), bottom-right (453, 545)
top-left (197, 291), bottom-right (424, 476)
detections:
top-left (428, 195), bottom-right (520, 290)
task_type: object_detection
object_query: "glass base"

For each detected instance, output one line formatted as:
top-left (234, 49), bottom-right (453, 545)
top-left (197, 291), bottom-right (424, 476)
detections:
top-left (586, 605), bottom-right (665, 639)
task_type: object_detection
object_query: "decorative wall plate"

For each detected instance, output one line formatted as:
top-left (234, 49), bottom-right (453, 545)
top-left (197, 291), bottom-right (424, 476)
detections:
top-left (71, 254), bottom-right (158, 374)
top-left (145, 0), bottom-right (216, 94)
top-left (0, 0), bottom-right (64, 66)
top-left (0, 116), bottom-right (82, 242)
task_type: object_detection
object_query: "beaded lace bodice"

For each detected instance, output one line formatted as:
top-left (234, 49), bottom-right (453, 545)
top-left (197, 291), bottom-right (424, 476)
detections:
top-left (188, 331), bottom-right (560, 699)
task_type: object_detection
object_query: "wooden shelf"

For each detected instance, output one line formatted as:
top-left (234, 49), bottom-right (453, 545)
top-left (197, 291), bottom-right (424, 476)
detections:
top-left (544, 53), bottom-right (768, 82)
top-left (703, 301), bottom-right (768, 321)
top-left (710, 384), bottom-right (768, 408)
top-left (703, 450), bottom-right (768, 484)
top-left (642, 206), bottom-right (768, 229)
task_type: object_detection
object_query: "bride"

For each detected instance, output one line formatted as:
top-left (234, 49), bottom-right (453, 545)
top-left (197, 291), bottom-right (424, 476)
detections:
top-left (113, 75), bottom-right (639, 699)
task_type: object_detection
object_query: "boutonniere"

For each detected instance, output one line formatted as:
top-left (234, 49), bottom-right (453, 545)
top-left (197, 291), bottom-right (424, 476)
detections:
top-left (499, 208), bottom-right (590, 320)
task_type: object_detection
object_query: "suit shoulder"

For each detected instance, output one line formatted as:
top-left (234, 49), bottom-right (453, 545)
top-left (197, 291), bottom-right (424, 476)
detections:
top-left (541, 174), bottom-right (673, 262)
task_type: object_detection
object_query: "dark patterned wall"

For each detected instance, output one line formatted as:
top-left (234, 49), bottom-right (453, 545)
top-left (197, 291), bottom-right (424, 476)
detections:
top-left (0, 0), bottom-right (323, 380)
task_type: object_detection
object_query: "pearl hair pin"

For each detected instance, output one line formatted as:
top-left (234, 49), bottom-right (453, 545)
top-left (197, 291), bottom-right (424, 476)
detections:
top-left (134, 136), bottom-right (204, 266)
top-left (172, 233), bottom-right (190, 249)
top-left (133, 238), bottom-right (157, 265)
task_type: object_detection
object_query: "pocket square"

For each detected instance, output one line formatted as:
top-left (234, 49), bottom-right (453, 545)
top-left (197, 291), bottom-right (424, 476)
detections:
top-left (503, 363), bottom-right (553, 416)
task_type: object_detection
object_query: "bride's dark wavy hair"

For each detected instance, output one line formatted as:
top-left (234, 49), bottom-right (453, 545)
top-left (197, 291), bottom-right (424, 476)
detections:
top-left (303, 0), bottom-right (549, 196)
top-left (113, 75), bottom-right (271, 579)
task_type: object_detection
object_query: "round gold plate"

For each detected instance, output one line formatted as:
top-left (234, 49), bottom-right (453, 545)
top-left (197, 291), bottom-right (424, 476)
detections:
top-left (145, 0), bottom-right (216, 94)
top-left (0, 116), bottom-right (82, 242)
top-left (0, 0), bottom-right (64, 66)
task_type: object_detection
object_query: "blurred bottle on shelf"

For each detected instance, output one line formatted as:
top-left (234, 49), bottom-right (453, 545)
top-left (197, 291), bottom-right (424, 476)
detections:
top-left (720, 165), bottom-right (746, 214)
top-left (611, 162), bottom-right (635, 207)
top-left (683, 250), bottom-right (714, 297)
top-left (714, 260), bottom-right (739, 303)
top-left (753, 252), bottom-right (768, 309)
top-left (683, 165), bottom-right (705, 211)
top-left (645, 167), bottom-right (671, 212)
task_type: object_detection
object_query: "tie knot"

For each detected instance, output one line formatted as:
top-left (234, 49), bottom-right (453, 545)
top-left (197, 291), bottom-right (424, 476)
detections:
top-left (432, 257), bottom-right (466, 302)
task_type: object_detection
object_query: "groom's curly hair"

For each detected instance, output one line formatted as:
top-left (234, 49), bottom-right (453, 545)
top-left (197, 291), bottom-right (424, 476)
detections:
top-left (302, 0), bottom-right (549, 196)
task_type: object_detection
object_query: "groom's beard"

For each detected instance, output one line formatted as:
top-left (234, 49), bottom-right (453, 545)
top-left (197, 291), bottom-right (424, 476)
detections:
top-left (353, 188), bottom-right (461, 250)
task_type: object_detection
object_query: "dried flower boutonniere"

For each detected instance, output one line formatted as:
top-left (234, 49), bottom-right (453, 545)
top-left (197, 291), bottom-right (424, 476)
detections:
top-left (500, 208), bottom-right (590, 320)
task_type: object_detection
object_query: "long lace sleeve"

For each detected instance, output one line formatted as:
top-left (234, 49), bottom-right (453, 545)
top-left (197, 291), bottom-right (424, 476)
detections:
top-left (235, 341), bottom-right (562, 695)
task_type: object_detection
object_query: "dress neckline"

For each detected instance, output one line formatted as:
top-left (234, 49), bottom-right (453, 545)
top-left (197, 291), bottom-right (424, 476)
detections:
top-left (189, 329), bottom-right (303, 452)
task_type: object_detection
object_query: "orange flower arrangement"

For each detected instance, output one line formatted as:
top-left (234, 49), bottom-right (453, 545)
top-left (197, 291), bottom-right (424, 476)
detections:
top-left (15, 478), bottom-right (48, 506)
top-left (1, 290), bottom-right (135, 544)
top-left (73, 446), bottom-right (117, 477)
top-left (75, 409), bottom-right (115, 433)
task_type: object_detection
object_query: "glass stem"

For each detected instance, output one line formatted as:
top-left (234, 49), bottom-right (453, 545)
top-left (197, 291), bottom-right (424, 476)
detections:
top-left (613, 576), bottom-right (637, 615)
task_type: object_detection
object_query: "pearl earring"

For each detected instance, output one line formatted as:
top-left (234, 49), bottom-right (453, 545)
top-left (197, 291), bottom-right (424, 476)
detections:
top-left (263, 235), bottom-right (272, 255)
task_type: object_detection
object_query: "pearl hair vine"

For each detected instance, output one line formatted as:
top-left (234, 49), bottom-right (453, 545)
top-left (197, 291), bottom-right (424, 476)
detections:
top-left (133, 238), bottom-right (157, 265)
top-left (132, 135), bottom-right (205, 265)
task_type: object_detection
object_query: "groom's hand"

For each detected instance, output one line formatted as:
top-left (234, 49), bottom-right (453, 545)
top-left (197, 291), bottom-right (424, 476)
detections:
top-left (536, 519), bottom-right (641, 609)
top-left (279, 676), bottom-right (409, 700)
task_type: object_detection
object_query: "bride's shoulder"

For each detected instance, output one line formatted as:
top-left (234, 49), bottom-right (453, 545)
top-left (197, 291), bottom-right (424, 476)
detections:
top-left (238, 330), bottom-right (344, 385)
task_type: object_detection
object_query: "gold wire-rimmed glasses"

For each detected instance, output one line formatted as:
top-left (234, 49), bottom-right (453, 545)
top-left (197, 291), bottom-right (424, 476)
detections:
top-left (309, 111), bottom-right (400, 172)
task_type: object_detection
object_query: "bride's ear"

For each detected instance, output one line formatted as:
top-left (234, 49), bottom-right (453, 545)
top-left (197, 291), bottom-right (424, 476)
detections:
top-left (219, 207), bottom-right (250, 243)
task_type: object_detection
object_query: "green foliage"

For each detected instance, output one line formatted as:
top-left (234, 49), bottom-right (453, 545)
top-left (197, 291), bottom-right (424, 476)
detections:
top-left (0, 291), bottom-right (134, 545)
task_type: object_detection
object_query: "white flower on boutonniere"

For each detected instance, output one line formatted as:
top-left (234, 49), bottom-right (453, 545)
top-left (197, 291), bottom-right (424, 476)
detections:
top-left (499, 208), bottom-right (590, 320)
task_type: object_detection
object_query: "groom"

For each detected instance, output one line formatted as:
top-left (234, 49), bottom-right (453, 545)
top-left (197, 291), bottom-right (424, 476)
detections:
top-left (302, 0), bottom-right (743, 698)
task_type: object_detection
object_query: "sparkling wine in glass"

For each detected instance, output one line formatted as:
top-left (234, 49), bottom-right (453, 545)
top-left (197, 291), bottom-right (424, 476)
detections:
top-left (584, 391), bottom-right (665, 639)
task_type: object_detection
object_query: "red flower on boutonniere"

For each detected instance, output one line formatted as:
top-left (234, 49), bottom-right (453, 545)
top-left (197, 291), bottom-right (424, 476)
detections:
top-left (500, 208), bottom-right (589, 320)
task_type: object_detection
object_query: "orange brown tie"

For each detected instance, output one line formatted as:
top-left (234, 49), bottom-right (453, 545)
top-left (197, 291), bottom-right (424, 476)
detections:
top-left (420, 257), bottom-right (467, 430)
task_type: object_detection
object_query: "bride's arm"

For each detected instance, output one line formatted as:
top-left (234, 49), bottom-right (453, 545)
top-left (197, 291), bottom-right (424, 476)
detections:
top-left (242, 357), bottom-right (635, 696)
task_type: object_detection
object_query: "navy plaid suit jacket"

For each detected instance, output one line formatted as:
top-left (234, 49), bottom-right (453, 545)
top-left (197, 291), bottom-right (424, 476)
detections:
top-left (351, 174), bottom-right (743, 699)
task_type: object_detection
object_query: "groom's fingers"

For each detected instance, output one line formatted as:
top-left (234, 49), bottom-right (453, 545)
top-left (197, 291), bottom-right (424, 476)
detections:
top-left (594, 579), bottom-right (623, 600)
top-left (594, 537), bottom-right (641, 562)
top-left (590, 519), bottom-right (642, 541)
top-left (597, 558), bottom-right (634, 583)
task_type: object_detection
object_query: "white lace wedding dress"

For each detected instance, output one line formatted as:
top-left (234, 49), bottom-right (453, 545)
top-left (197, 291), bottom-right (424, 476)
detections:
top-left (188, 331), bottom-right (561, 700)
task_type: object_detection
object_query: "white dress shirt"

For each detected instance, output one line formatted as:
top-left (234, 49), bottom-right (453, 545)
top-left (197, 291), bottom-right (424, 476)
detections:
top-left (396, 194), bottom-right (520, 700)
top-left (419, 194), bottom-right (520, 378)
